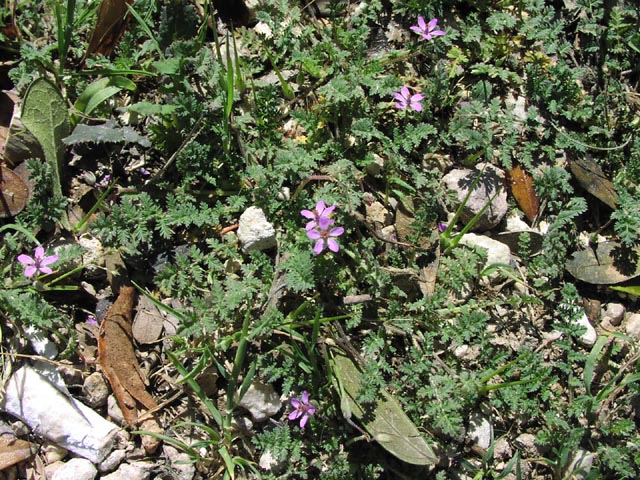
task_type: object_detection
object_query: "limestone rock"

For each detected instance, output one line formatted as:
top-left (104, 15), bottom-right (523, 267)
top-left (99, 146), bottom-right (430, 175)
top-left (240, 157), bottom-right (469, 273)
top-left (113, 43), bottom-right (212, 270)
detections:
top-left (237, 206), bottom-right (277, 252)
top-left (51, 458), bottom-right (97, 480)
top-left (443, 164), bottom-right (508, 231)
top-left (238, 381), bottom-right (282, 422)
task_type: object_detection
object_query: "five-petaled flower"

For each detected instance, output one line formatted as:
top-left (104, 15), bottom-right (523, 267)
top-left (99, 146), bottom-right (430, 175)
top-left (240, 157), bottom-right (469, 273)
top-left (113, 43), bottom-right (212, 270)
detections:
top-left (17, 246), bottom-right (58, 278)
top-left (288, 391), bottom-right (316, 428)
top-left (394, 86), bottom-right (425, 111)
top-left (300, 200), bottom-right (335, 231)
top-left (302, 201), bottom-right (344, 254)
top-left (410, 16), bottom-right (445, 40)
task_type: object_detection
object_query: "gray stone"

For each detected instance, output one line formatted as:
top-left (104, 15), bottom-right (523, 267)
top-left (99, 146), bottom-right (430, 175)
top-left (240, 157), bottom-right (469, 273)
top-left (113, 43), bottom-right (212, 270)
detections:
top-left (101, 462), bottom-right (152, 480)
top-left (237, 206), bottom-right (277, 252)
top-left (514, 433), bottom-right (540, 457)
top-left (575, 311), bottom-right (597, 347)
top-left (443, 163), bottom-right (508, 231)
top-left (164, 445), bottom-right (196, 480)
top-left (566, 449), bottom-right (595, 479)
top-left (51, 458), bottom-right (97, 480)
top-left (99, 449), bottom-right (127, 473)
top-left (624, 313), bottom-right (640, 340)
top-left (603, 303), bottom-right (625, 326)
top-left (238, 381), bottom-right (282, 422)
top-left (493, 437), bottom-right (512, 462)
top-left (468, 411), bottom-right (492, 450)
top-left (459, 233), bottom-right (514, 279)
top-left (83, 372), bottom-right (110, 408)
top-left (79, 235), bottom-right (106, 279)
top-left (365, 201), bottom-right (392, 226)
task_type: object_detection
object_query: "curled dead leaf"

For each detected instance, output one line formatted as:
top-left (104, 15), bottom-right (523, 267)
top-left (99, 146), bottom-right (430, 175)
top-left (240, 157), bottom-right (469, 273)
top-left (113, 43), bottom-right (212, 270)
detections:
top-left (0, 164), bottom-right (29, 217)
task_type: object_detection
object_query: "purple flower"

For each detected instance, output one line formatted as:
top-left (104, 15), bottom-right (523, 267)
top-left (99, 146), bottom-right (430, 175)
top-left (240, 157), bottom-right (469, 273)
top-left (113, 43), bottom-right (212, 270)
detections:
top-left (288, 391), bottom-right (316, 428)
top-left (410, 16), bottom-right (445, 40)
top-left (437, 222), bottom-right (448, 233)
top-left (17, 246), bottom-right (58, 278)
top-left (86, 315), bottom-right (99, 327)
top-left (307, 224), bottom-right (345, 254)
top-left (301, 200), bottom-right (335, 231)
top-left (394, 86), bottom-right (425, 111)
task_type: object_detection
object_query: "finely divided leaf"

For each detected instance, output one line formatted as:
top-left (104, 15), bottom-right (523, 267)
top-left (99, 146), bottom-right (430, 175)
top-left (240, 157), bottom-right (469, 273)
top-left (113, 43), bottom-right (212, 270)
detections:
top-left (330, 349), bottom-right (438, 465)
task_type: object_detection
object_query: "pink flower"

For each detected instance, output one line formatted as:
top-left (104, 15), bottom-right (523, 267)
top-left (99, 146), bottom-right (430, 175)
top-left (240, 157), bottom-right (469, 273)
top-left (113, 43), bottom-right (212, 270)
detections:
top-left (307, 224), bottom-right (344, 254)
top-left (301, 200), bottom-right (335, 231)
top-left (410, 16), bottom-right (445, 40)
top-left (17, 246), bottom-right (58, 278)
top-left (288, 391), bottom-right (316, 428)
top-left (394, 86), bottom-right (425, 111)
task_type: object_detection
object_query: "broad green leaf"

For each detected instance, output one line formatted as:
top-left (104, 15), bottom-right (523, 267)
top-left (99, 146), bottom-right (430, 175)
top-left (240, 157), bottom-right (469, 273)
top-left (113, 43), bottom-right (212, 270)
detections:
top-left (330, 349), bottom-right (437, 465)
top-left (21, 78), bottom-right (70, 209)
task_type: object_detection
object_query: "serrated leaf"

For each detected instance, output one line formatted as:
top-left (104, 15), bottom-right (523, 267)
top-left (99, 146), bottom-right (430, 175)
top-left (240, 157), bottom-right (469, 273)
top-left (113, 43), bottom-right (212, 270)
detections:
top-left (63, 121), bottom-right (151, 148)
top-left (21, 78), bottom-right (69, 215)
top-left (330, 349), bottom-right (437, 465)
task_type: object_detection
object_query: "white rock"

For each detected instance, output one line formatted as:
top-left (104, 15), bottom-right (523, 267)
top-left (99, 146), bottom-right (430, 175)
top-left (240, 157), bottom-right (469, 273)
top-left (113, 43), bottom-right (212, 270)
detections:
top-left (259, 450), bottom-right (286, 473)
top-left (79, 235), bottom-right (106, 279)
top-left (504, 213), bottom-right (531, 232)
top-left (98, 449), bottom-right (127, 473)
top-left (624, 313), bottom-right (640, 340)
top-left (23, 326), bottom-right (67, 391)
top-left (238, 381), bottom-right (282, 422)
top-left (101, 462), bottom-right (152, 480)
top-left (164, 445), bottom-right (196, 480)
top-left (443, 163), bottom-right (508, 231)
top-left (237, 206), bottom-right (277, 252)
top-left (107, 395), bottom-right (126, 426)
top-left (0, 366), bottom-right (118, 463)
top-left (366, 201), bottom-right (392, 226)
top-left (493, 437), bottom-right (512, 462)
top-left (51, 458), bottom-right (97, 480)
top-left (83, 371), bottom-right (110, 408)
top-left (459, 233), bottom-right (514, 279)
top-left (468, 411), bottom-right (493, 450)
top-left (602, 303), bottom-right (625, 326)
top-left (575, 312), bottom-right (597, 347)
top-left (43, 443), bottom-right (68, 463)
top-left (566, 449), bottom-right (595, 479)
top-left (514, 433), bottom-right (540, 457)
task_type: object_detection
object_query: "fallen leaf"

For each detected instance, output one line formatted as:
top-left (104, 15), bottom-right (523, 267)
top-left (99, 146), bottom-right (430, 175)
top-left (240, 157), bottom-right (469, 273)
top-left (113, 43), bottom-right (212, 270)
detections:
top-left (330, 348), bottom-right (437, 466)
top-left (82, 0), bottom-right (135, 62)
top-left (0, 437), bottom-right (36, 471)
top-left (0, 164), bottom-right (29, 217)
top-left (568, 153), bottom-right (617, 209)
top-left (98, 285), bottom-right (158, 425)
top-left (506, 164), bottom-right (539, 222)
top-left (566, 242), bottom-right (640, 285)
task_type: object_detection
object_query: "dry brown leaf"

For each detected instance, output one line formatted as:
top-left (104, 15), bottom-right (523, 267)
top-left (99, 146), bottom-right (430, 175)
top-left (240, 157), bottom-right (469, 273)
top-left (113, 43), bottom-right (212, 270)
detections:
top-left (568, 153), bottom-right (617, 209)
top-left (98, 285), bottom-right (158, 425)
top-left (507, 164), bottom-right (539, 222)
top-left (0, 437), bottom-right (36, 471)
top-left (0, 164), bottom-right (29, 217)
top-left (82, 0), bottom-right (134, 62)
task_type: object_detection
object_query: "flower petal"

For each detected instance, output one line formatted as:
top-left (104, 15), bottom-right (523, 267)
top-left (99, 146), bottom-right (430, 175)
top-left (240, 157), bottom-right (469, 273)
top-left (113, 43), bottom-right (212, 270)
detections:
top-left (412, 102), bottom-right (423, 112)
top-left (40, 255), bottom-right (58, 266)
top-left (299, 413), bottom-right (309, 428)
top-left (306, 229), bottom-right (322, 240)
top-left (411, 94), bottom-right (425, 102)
top-left (327, 239), bottom-right (340, 252)
top-left (307, 405), bottom-right (317, 415)
top-left (315, 200), bottom-right (327, 213)
top-left (289, 410), bottom-right (302, 420)
top-left (300, 209), bottom-right (316, 219)
top-left (301, 391), bottom-right (309, 404)
top-left (395, 101), bottom-right (408, 110)
top-left (34, 246), bottom-right (45, 259)
top-left (400, 86), bottom-right (410, 98)
top-left (427, 18), bottom-right (438, 31)
top-left (306, 220), bottom-right (318, 230)
top-left (17, 254), bottom-right (35, 266)
top-left (432, 29), bottom-right (445, 36)
top-left (318, 216), bottom-right (334, 230)
top-left (418, 16), bottom-right (427, 30)
top-left (329, 227), bottom-right (344, 237)
top-left (24, 266), bottom-right (37, 278)
top-left (38, 266), bottom-right (53, 275)
top-left (313, 240), bottom-right (325, 255)
top-left (321, 205), bottom-right (336, 217)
